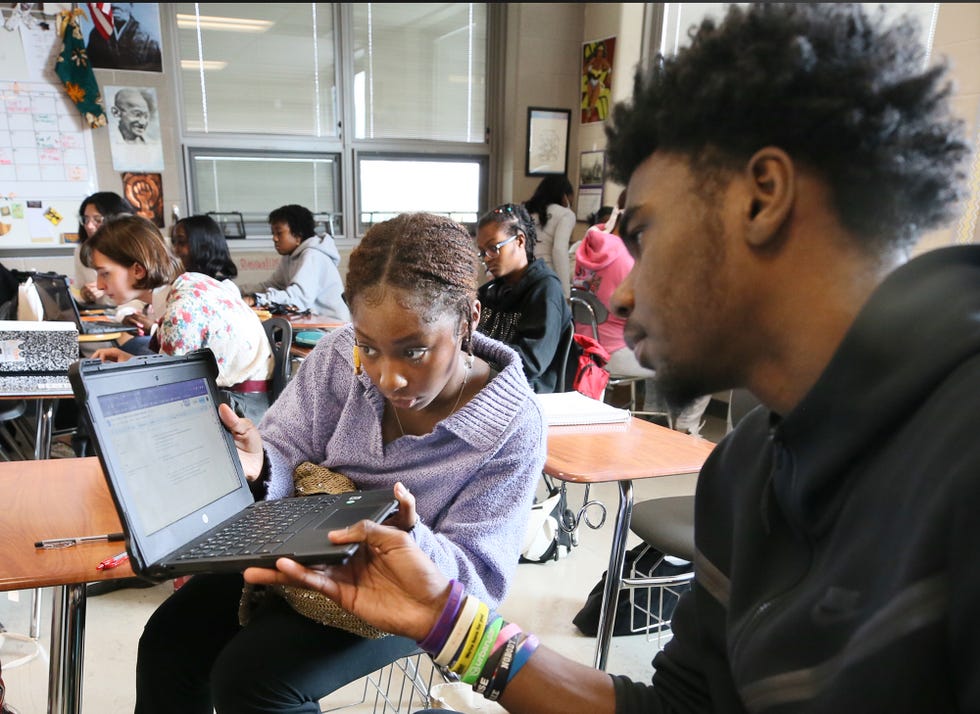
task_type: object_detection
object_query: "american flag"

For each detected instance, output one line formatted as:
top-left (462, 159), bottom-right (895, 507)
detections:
top-left (88, 3), bottom-right (114, 41)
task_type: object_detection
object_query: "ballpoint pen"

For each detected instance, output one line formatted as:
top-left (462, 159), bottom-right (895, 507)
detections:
top-left (96, 551), bottom-right (130, 570)
top-left (34, 532), bottom-right (125, 549)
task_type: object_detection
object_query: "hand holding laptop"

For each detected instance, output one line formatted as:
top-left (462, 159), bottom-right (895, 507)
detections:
top-left (218, 403), bottom-right (265, 481)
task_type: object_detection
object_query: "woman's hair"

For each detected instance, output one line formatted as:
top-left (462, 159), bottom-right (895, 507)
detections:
top-left (477, 203), bottom-right (538, 262)
top-left (80, 215), bottom-right (181, 290)
top-left (523, 175), bottom-right (573, 229)
top-left (78, 191), bottom-right (135, 243)
top-left (605, 3), bottom-right (970, 251)
top-left (267, 204), bottom-right (316, 241)
top-left (174, 215), bottom-right (238, 280)
top-left (345, 213), bottom-right (479, 351)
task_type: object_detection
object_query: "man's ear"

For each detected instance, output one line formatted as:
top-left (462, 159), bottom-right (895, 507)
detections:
top-left (744, 147), bottom-right (794, 248)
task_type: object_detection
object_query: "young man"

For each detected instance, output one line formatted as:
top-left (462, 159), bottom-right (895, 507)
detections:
top-left (239, 204), bottom-right (350, 322)
top-left (246, 4), bottom-right (976, 712)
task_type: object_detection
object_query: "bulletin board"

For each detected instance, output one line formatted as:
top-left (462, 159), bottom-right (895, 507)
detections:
top-left (0, 21), bottom-right (98, 247)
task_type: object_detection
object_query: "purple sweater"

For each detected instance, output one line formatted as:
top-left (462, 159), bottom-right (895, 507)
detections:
top-left (255, 324), bottom-right (545, 608)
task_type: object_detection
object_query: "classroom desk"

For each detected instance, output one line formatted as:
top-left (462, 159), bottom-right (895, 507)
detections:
top-left (544, 417), bottom-right (716, 671)
top-left (0, 386), bottom-right (73, 460)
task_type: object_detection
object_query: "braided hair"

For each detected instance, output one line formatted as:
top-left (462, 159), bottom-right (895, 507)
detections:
top-left (345, 213), bottom-right (479, 352)
top-left (476, 203), bottom-right (538, 262)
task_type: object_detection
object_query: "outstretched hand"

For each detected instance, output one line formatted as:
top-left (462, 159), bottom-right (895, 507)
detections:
top-left (243, 519), bottom-right (450, 642)
top-left (218, 403), bottom-right (265, 481)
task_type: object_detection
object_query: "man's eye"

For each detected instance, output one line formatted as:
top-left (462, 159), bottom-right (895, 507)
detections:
top-left (405, 348), bottom-right (427, 360)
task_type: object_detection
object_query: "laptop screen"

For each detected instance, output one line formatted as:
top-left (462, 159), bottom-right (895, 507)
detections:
top-left (31, 274), bottom-right (81, 325)
top-left (97, 377), bottom-right (241, 535)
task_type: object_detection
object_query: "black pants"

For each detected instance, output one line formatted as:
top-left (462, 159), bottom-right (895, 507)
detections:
top-left (135, 572), bottom-right (417, 713)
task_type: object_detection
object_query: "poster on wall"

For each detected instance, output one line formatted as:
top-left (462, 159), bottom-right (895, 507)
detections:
top-left (106, 85), bottom-right (164, 172)
top-left (78, 3), bottom-right (163, 72)
top-left (581, 37), bottom-right (616, 124)
top-left (122, 171), bottom-right (164, 227)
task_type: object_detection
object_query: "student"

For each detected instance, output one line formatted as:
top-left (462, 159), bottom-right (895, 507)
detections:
top-left (573, 223), bottom-right (709, 435)
top-left (239, 204), bottom-right (350, 322)
top-left (83, 215), bottom-right (274, 423)
top-left (74, 191), bottom-right (135, 305)
top-left (246, 4), bottom-right (977, 711)
top-left (133, 212), bottom-right (545, 713)
top-left (475, 203), bottom-right (573, 394)
top-left (524, 175), bottom-right (576, 297)
top-left (120, 214), bottom-right (239, 356)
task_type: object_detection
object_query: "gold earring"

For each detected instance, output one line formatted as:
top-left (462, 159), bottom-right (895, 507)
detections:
top-left (353, 344), bottom-right (362, 375)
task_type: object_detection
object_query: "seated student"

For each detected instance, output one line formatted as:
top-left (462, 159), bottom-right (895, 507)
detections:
top-left (239, 204), bottom-right (350, 321)
top-left (119, 214), bottom-right (240, 356)
top-left (476, 203), bottom-right (573, 394)
top-left (573, 222), bottom-right (709, 435)
top-left (74, 191), bottom-right (135, 305)
top-left (132, 212), bottom-right (545, 713)
top-left (82, 215), bottom-right (274, 424)
top-left (524, 176), bottom-right (576, 297)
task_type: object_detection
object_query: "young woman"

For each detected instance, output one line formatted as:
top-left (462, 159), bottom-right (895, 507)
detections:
top-left (82, 215), bottom-right (274, 423)
top-left (133, 212), bottom-right (545, 713)
top-left (523, 175), bottom-right (576, 297)
top-left (74, 191), bottom-right (135, 305)
top-left (476, 203), bottom-right (573, 394)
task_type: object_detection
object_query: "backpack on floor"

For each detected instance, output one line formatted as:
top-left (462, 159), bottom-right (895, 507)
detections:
top-left (520, 486), bottom-right (575, 564)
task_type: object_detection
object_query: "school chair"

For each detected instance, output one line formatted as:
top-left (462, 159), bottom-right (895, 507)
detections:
top-left (262, 316), bottom-right (293, 401)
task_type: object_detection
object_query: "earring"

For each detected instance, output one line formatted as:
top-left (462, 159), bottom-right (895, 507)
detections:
top-left (465, 354), bottom-right (474, 370)
top-left (353, 344), bottom-right (362, 375)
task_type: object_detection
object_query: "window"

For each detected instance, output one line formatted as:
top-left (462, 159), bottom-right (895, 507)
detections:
top-left (173, 3), bottom-right (490, 239)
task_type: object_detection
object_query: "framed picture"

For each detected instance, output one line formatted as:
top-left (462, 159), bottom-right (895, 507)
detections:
top-left (580, 150), bottom-right (605, 187)
top-left (576, 187), bottom-right (603, 222)
top-left (526, 107), bottom-right (571, 176)
top-left (582, 37), bottom-right (616, 124)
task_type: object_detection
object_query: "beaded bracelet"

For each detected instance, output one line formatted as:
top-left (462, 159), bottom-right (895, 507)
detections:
top-left (451, 603), bottom-right (490, 675)
top-left (417, 579), bottom-right (464, 655)
top-left (435, 595), bottom-right (479, 666)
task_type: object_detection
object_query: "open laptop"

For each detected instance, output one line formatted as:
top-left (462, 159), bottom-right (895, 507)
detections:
top-left (69, 349), bottom-right (398, 580)
top-left (30, 273), bottom-right (140, 336)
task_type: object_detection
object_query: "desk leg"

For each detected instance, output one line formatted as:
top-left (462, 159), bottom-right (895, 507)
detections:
top-left (593, 479), bottom-right (634, 671)
top-left (33, 398), bottom-right (55, 461)
top-left (48, 583), bottom-right (86, 714)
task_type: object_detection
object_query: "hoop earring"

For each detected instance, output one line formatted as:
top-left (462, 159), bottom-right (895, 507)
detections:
top-left (353, 344), bottom-right (362, 375)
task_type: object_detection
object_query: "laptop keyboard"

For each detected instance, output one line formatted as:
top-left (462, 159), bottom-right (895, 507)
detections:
top-left (176, 495), bottom-right (340, 559)
top-left (84, 321), bottom-right (129, 334)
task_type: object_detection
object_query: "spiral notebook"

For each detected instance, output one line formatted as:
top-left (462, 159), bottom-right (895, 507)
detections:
top-left (535, 391), bottom-right (631, 426)
top-left (69, 350), bottom-right (397, 580)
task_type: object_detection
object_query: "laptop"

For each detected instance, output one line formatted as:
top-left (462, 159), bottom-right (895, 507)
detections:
top-left (31, 273), bottom-right (139, 336)
top-left (69, 349), bottom-right (399, 580)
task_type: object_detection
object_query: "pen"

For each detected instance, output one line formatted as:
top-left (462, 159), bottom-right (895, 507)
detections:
top-left (34, 532), bottom-right (125, 549)
top-left (96, 551), bottom-right (129, 571)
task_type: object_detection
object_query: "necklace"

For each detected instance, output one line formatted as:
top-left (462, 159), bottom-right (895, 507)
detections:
top-left (391, 357), bottom-right (471, 437)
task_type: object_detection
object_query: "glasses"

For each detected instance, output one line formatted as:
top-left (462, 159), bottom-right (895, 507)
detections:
top-left (81, 214), bottom-right (105, 228)
top-left (478, 233), bottom-right (519, 259)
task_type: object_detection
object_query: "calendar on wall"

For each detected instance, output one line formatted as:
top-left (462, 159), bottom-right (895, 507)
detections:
top-left (0, 21), bottom-right (98, 246)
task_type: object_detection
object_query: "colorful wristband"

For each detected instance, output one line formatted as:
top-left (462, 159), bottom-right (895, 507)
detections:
top-left (451, 603), bottom-right (490, 674)
top-left (506, 633), bottom-right (539, 684)
top-left (494, 622), bottom-right (521, 652)
top-left (483, 633), bottom-right (522, 701)
top-left (435, 595), bottom-right (479, 667)
top-left (417, 579), bottom-right (464, 655)
top-left (461, 614), bottom-right (504, 683)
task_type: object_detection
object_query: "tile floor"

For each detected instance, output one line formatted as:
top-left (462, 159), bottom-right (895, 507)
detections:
top-left (0, 410), bottom-right (728, 713)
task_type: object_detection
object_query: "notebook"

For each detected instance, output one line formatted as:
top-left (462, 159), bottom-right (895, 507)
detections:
top-left (535, 390), bottom-right (632, 427)
top-left (69, 349), bottom-right (399, 580)
top-left (30, 273), bottom-right (139, 336)
top-left (0, 320), bottom-right (77, 395)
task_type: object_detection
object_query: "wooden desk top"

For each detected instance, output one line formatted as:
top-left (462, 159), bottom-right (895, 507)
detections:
top-left (78, 332), bottom-right (123, 343)
top-left (0, 457), bottom-right (135, 590)
top-left (544, 417), bottom-right (716, 483)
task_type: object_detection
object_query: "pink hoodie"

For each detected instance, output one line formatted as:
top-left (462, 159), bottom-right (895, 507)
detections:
top-left (572, 225), bottom-right (634, 354)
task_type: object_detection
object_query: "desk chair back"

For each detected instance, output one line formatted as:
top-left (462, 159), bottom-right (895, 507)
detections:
top-left (262, 316), bottom-right (293, 402)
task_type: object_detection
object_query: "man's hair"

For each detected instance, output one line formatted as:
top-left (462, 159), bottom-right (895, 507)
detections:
top-left (477, 203), bottom-right (538, 262)
top-left (606, 3), bottom-right (970, 251)
top-left (80, 215), bottom-right (180, 290)
top-left (114, 87), bottom-right (155, 114)
top-left (345, 213), bottom-right (478, 346)
top-left (267, 204), bottom-right (316, 241)
top-left (174, 215), bottom-right (238, 280)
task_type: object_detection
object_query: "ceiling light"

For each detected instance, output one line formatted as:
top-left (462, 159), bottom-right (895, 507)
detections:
top-left (175, 14), bottom-right (273, 32)
top-left (181, 60), bottom-right (228, 71)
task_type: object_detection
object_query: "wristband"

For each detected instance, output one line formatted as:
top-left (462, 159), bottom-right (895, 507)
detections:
top-left (506, 633), bottom-right (539, 684)
top-left (451, 603), bottom-right (490, 675)
top-left (435, 595), bottom-right (479, 667)
top-left (493, 622), bottom-right (521, 652)
top-left (472, 632), bottom-right (510, 694)
top-left (483, 633), bottom-right (521, 701)
top-left (417, 579), bottom-right (464, 655)
top-left (460, 614), bottom-right (503, 683)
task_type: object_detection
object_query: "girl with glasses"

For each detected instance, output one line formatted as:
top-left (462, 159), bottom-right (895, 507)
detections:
top-left (476, 203), bottom-right (574, 393)
top-left (75, 191), bottom-right (135, 305)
